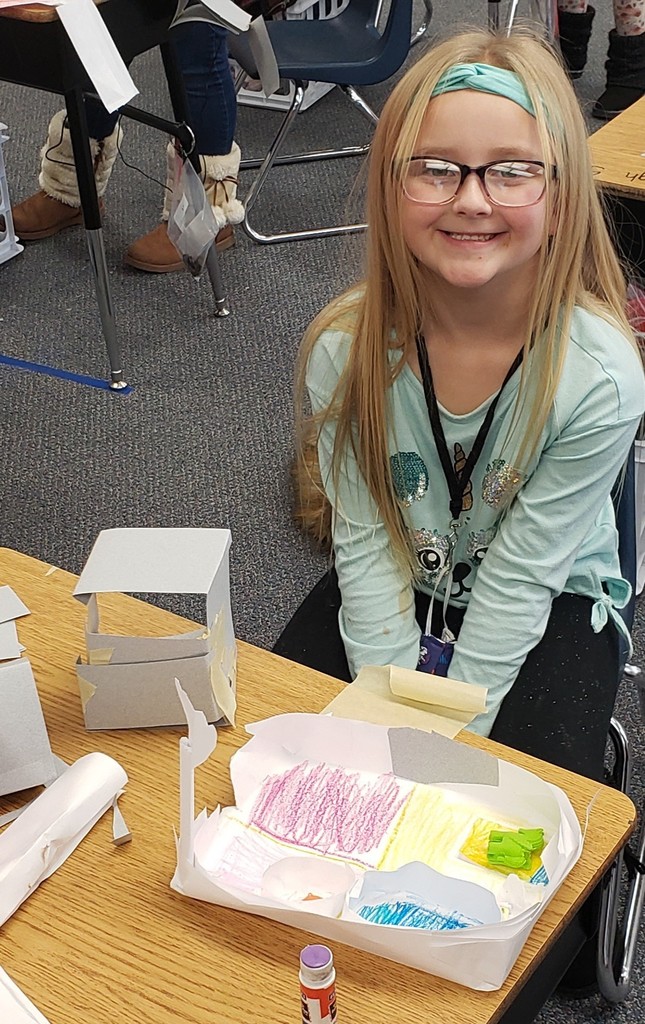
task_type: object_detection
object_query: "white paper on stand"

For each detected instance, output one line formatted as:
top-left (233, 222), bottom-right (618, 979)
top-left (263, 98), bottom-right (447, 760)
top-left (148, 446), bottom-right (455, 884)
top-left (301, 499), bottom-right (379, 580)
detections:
top-left (0, 752), bottom-right (128, 927)
top-left (0, 968), bottom-right (51, 1024)
top-left (171, 698), bottom-right (583, 992)
top-left (56, 0), bottom-right (138, 112)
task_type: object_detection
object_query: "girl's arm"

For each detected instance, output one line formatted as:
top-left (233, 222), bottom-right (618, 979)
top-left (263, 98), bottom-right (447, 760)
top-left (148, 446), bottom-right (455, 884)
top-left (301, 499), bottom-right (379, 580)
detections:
top-left (308, 332), bottom-right (420, 676)
top-left (451, 339), bottom-right (645, 736)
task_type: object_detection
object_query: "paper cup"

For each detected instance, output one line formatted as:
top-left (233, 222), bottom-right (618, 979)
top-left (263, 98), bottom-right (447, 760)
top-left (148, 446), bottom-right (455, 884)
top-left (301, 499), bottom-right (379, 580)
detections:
top-left (261, 857), bottom-right (356, 918)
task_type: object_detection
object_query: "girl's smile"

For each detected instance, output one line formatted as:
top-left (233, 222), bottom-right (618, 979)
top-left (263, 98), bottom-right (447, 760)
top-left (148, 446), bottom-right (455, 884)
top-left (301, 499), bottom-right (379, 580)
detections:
top-left (401, 90), bottom-right (547, 294)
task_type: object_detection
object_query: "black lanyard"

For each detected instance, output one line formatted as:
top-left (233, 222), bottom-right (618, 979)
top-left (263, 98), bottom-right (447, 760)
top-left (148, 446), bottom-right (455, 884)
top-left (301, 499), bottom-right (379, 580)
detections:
top-left (415, 334), bottom-right (523, 520)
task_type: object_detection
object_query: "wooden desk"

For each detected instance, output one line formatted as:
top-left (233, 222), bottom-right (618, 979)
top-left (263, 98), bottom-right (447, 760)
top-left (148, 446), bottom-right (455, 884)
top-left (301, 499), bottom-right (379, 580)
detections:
top-left (589, 95), bottom-right (645, 199)
top-left (0, 547), bottom-right (636, 1024)
top-left (0, 0), bottom-right (104, 23)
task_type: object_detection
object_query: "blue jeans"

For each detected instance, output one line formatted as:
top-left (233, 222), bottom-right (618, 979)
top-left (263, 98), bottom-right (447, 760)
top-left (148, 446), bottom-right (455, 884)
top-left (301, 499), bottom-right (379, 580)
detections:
top-left (85, 22), bottom-right (237, 156)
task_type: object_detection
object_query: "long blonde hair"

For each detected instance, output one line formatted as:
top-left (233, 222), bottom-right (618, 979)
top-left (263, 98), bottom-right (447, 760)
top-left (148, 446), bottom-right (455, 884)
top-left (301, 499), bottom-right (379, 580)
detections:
top-left (295, 27), bottom-right (635, 573)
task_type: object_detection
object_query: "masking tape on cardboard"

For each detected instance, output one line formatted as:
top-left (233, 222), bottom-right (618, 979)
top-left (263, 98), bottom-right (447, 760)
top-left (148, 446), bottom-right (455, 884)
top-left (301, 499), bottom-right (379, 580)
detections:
top-left (210, 655), bottom-right (236, 726)
top-left (77, 675), bottom-right (97, 712)
top-left (87, 648), bottom-right (114, 666)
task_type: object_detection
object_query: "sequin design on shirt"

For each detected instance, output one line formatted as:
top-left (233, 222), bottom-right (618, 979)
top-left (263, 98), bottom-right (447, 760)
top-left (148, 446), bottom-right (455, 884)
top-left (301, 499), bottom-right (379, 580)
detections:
top-left (481, 460), bottom-right (524, 508)
top-left (390, 452), bottom-right (428, 507)
top-left (466, 526), bottom-right (498, 567)
top-left (413, 528), bottom-right (452, 585)
top-left (453, 442), bottom-right (473, 511)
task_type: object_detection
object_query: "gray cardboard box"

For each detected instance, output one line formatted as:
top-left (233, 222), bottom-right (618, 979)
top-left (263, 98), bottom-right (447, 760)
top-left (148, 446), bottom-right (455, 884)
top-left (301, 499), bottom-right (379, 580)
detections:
top-left (0, 658), bottom-right (58, 797)
top-left (73, 528), bottom-right (236, 730)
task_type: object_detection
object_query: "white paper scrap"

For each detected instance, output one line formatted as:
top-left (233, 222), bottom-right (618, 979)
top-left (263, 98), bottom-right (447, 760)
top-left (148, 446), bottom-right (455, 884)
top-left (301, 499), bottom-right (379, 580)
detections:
top-left (56, 0), bottom-right (138, 113)
top-left (0, 620), bottom-right (21, 661)
top-left (0, 968), bottom-right (51, 1024)
top-left (0, 585), bottom-right (29, 625)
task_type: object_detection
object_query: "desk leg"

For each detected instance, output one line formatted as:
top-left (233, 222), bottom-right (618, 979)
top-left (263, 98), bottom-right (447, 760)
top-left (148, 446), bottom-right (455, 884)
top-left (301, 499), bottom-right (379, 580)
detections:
top-left (64, 88), bottom-right (128, 390)
top-left (160, 40), bottom-right (229, 317)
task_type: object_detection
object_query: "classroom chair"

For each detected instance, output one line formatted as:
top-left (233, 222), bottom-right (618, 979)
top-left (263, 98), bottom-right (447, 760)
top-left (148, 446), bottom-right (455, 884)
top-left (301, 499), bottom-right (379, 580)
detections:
top-left (597, 446), bottom-right (645, 1002)
top-left (226, 0), bottom-right (423, 243)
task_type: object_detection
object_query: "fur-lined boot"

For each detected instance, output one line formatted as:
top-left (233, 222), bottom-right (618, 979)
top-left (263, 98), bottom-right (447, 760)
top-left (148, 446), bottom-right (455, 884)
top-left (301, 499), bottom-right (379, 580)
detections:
top-left (12, 109), bottom-right (121, 241)
top-left (125, 142), bottom-right (244, 273)
top-left (558, 6), bottom-right (595, 79)
top-left (593, 30), bottom-right (645, 120)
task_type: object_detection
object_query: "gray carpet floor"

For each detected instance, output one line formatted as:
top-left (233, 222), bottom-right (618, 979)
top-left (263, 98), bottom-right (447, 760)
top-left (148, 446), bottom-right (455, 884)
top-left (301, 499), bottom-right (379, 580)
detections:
top-left (0, 1), bottom-right (643, 1019)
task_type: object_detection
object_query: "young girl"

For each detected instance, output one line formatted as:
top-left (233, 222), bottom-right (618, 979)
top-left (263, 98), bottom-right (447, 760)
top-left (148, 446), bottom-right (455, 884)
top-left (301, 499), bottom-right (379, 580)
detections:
top-left (275, 28), bottom-right (645, 781)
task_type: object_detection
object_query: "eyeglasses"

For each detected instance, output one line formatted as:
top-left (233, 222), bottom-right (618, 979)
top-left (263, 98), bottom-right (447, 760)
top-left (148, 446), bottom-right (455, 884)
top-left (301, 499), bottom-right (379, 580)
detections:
top-left (402, 157), bottom-right (552, 208)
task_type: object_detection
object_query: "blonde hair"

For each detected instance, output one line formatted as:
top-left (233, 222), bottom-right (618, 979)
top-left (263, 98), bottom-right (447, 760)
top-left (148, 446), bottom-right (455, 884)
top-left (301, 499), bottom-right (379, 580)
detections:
top-left (295, 27), bottom-right (636, 573)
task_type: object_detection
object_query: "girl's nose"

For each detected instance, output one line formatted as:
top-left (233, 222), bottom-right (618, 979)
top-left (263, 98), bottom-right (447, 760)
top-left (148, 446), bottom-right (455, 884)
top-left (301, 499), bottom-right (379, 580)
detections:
top-left (451, 172), bottom-right (493, 215)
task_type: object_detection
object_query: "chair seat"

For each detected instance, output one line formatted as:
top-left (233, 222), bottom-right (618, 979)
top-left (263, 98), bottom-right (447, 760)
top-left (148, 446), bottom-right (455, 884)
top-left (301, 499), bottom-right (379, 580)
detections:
top-left (229, 0), bottom-right (412, 86)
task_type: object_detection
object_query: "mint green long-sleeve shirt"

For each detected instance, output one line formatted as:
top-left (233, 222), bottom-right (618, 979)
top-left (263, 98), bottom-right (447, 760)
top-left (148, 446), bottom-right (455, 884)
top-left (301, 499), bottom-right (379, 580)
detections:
top-left (307, 307), bottom-right (645, 736)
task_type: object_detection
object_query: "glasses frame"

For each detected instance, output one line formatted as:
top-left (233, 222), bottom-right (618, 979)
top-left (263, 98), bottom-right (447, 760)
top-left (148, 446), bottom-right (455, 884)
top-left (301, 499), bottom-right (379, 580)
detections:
top-left (402, 157), bottom-right (554, 208)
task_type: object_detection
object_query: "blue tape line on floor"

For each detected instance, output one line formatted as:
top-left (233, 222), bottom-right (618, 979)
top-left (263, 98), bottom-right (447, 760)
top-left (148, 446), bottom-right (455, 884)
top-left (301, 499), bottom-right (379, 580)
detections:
top-left (0, 354), bottom-right (133, 394)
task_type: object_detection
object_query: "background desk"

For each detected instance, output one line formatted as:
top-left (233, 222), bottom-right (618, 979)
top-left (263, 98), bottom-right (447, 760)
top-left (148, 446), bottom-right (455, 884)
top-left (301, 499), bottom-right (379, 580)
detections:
top-left (589, 95), bottom-right (645, 278)
top-left (0, 547), bottom-right (636, 1024)
top-left (0, 0), bottom-right (226, 389)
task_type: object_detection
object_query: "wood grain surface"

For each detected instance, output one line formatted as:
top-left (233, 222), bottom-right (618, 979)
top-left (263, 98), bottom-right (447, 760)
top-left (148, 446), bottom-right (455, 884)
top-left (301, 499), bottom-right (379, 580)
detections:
top-left (0, 0), bottom-right (103, 23)
top-left (589, 95), bottom-right (645, 198)
top-left (0, 547), bottom-right (636, 1024)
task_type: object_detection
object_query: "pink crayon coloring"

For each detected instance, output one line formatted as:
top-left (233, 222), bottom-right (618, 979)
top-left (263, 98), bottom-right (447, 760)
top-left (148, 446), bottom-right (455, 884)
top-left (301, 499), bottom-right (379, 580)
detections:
top-left (299, 944), bottom-right (337, 1024)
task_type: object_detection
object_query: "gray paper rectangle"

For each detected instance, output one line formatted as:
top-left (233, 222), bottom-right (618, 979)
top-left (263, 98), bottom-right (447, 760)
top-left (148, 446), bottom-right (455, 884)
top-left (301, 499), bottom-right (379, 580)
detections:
top-left (0, 658), bottom-right (57, 796)
top-left (388, 728), bottom-right (499, 786)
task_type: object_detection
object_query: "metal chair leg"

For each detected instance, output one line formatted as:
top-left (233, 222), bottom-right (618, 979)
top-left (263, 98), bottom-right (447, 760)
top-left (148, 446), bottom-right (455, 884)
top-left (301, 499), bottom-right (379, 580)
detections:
top-left (489, 0), bottom-right (559, 39)
top-left (65, 87), bottom-right (127, 391)
top-left (241, 80), bottom-right (375, 244)
top-left (596, 718), bottom-right (645, 1002)
top-left (411, 0), bottom-right (432, 47)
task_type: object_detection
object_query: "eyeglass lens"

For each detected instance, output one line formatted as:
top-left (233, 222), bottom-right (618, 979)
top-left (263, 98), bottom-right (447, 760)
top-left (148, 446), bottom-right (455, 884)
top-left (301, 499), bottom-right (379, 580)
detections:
top-left (403, 159), bottom-right (546, 207)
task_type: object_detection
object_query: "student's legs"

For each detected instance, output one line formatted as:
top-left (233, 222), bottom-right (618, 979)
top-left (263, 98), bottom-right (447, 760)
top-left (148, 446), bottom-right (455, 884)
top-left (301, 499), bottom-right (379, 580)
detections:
top-left (12, 102), bottom-right (122, 240)
top-left (125, 21), bottom-right (244, 271)
top-left (272, 569), bottom-right (352, 682)
top-left (488, 593), bottom-right (622, 781)
top-left (170, 21), bottom-right (237, 156)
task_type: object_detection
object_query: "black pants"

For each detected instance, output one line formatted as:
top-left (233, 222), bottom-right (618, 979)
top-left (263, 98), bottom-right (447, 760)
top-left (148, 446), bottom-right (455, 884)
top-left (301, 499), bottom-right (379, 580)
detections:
top-left (273, 568), bottom-right (624, 782)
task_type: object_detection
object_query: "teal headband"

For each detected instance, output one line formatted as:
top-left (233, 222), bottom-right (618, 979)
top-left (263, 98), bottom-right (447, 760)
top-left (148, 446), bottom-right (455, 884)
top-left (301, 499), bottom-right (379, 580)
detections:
top-left (431, 63), bottom-right (536, 117)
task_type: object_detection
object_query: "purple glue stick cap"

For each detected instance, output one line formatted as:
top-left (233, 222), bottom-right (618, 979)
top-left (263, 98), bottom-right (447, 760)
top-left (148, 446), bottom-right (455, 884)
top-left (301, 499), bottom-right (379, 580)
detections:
top-left (300, 945), bottom-right (332, 970)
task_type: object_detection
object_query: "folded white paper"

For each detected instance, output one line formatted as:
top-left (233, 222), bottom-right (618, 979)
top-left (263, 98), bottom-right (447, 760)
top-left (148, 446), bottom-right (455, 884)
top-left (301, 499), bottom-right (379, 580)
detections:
top-left (56, 0), bottom-right (138, 112)
top-left (0, 752), bottom-right (128, 926)
top-left (0, 968), bottom-right (50, 1024)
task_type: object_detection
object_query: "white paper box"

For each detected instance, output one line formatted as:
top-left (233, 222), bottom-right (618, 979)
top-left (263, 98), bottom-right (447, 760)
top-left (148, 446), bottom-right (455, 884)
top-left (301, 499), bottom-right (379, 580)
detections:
top-left (73, 528), bottom-right (236, 730)
top-left (171, 699), bottom-right (583, 992)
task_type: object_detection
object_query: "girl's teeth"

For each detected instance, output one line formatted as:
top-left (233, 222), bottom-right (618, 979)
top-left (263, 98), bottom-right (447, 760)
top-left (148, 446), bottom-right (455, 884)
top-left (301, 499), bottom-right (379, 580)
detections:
top-left (448, 233), bottom-right (495, 241)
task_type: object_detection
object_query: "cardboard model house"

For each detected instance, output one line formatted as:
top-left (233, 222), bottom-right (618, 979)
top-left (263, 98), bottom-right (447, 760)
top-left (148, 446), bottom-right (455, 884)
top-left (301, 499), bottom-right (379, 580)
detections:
top-left (73, 528), bottom-right (236, 730)
top-left (0, 586), bottom-right (58, 798)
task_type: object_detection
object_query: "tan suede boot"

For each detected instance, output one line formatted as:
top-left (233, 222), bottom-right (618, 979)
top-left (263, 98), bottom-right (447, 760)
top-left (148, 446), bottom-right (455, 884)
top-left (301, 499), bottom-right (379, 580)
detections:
top-left (12, 110), bottom-right (121, 241)
top-left (124, 142), bottom-right (243, 273)
top-left (124, 222), bottom-right (234, 273)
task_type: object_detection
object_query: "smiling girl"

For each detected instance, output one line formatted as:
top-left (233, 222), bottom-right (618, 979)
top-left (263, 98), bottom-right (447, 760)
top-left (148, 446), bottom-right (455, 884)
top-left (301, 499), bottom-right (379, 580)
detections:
top-left (276, 29), bottom-right (645, 780)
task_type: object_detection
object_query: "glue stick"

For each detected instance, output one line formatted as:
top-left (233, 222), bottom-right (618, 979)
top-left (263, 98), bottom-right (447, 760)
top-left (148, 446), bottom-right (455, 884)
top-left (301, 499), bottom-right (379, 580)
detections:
top-left (299, 944), bottom-right (337, 1024)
